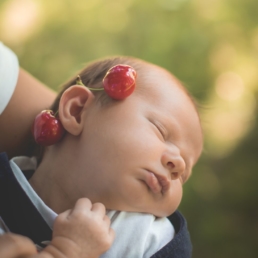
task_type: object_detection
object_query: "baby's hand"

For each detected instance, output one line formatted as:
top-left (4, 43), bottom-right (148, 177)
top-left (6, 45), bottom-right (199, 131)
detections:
top-left (42, 198), bottom-right (115, 258)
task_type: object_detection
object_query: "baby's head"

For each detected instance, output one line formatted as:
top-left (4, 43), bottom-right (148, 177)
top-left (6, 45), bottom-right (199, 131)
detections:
top-left (35, 56), bottom-right (203, 217)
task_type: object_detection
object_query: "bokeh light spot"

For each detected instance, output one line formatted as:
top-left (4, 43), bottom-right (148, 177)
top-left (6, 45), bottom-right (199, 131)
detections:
top-left (215, 72), bottom-right (245, 101)
top-left (0, 0), bottom-right (43, 44)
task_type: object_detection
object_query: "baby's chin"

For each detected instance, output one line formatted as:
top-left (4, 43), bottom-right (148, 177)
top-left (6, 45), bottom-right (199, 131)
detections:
top-left (137, 199), bottom-right (179, 218)
top-left (145, 207), bottom-right (177, 218)
top-left (103, 196), bottom-right (179, 218)
top-left (110, 204), bottom-right (177, 218)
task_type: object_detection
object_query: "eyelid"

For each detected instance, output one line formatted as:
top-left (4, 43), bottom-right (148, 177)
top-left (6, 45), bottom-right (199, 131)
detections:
top-left (152, 120), bottom-right (166, 140)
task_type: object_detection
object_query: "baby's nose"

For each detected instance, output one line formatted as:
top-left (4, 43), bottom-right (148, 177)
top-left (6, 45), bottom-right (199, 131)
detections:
top-left (167, 158), bottom-right (185, 180)
top-left (162, 150), bottom-right (186, 180)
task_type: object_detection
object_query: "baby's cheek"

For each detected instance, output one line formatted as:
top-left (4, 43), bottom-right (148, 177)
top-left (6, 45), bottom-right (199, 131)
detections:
top-left (162, 181), bottom-right (183, 217)
top-left (173, 182), bottom-right (183, 209)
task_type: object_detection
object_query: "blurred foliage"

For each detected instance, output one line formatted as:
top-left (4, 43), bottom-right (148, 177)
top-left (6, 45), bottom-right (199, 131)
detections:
top-left (1, 0), bottom-right (258, 257)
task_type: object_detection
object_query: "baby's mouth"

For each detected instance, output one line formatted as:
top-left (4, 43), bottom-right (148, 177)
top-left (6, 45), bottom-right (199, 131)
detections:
top-left (143, 170), bottom-right (170, 195)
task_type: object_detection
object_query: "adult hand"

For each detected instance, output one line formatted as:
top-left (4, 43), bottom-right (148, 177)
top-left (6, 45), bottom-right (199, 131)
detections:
top-left (0, 232), bottom-right (37, 258)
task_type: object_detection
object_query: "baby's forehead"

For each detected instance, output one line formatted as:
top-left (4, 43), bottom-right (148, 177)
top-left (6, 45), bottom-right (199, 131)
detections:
top-left (136, 64), bottom-right (193, 108)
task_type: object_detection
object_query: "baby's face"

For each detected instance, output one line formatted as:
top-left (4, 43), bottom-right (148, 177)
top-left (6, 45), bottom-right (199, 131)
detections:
top-left (75, 64), bottom-right (203, 217)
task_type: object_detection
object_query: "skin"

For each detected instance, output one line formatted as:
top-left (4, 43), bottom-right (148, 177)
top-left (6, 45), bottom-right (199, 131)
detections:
top-left (30, 62), bottom-right (203, 218)
top-left (0, 68), bottom-right (56, 158)
top-left (0, 198), bottom-right (114, 258)
top-left (0, 233), bottom-right (37, 258)
top-left (38, 198), bottom-right (114, 258)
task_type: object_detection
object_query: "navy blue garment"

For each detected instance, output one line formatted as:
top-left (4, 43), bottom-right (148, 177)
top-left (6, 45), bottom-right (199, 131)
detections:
top-left (151, 211), bottom-right (192, 258)
top-left (0, 152), bottom-right (192, 257)
top-left (0, 152), bottom-right (52, 247)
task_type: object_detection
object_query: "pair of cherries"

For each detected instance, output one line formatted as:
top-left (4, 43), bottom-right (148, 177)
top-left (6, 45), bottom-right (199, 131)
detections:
top-left (32, 65), bottom-right (137, 146)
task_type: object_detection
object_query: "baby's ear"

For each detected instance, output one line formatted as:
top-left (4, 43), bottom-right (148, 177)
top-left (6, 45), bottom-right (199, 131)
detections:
top-left (58, 85), bottom-right (95, 135)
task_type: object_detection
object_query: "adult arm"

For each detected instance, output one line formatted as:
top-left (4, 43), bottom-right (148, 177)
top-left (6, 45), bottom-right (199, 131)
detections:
top-left (0, 68), bottom-right (57, 158)
top-left (0, 233), bottom-right (37, 258)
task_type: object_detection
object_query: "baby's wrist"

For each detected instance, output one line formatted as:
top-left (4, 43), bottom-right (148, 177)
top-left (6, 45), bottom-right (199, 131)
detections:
top-left (42, 236), bottom-right (80, 258)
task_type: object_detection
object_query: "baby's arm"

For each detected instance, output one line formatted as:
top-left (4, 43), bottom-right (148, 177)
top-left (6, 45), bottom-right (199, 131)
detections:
top-left (0, 198), bottom-right (114, 258)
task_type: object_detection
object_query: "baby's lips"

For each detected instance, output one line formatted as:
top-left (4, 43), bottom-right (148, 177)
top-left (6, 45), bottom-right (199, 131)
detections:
top-left (145, 172), bottom-right (163, 194)
top-left (144, 169), bottom-right (171, 195)
top-left (157, 175), bottom-right (171, 193)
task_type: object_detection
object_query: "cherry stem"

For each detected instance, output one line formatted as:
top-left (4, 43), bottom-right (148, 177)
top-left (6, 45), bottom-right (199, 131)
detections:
top-left (54, 110), bottom-right (59, 117)
top-left (76, 75), bottom-right (104, 91)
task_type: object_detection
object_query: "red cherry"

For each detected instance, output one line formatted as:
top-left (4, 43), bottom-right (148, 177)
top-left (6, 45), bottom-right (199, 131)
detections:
top-left (103, 64), bottom-right (137, 100)
top-left (32, 110), bottom-right (65, 146)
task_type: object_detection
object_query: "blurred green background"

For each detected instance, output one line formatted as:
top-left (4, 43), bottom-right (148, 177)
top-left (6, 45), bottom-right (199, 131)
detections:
top-left (1, 0), bottom-right (258, 256)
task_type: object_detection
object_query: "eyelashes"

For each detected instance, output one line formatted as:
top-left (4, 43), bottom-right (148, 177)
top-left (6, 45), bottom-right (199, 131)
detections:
top-left (150, 120), bottom-right (166, 140)
top-left (155, 124), bottom-right (165, 139)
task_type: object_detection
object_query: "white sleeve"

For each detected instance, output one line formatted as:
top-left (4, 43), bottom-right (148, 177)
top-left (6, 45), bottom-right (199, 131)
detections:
top-left (0, 42), bottom-right (19, 115)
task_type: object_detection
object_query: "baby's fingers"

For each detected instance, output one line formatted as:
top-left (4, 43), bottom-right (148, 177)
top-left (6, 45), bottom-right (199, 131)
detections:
top-left (70, 198), bottom-right (92, 216)
top-left (91, 202), bottom-right (106, 218)
top-left (108, 226), bottom-right (115, 243)
top-left (57, 209), bottom-right (72, 220)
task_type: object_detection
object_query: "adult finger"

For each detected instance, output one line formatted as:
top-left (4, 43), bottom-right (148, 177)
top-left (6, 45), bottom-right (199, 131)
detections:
top-left (0, 233), bottom-right (37, 258)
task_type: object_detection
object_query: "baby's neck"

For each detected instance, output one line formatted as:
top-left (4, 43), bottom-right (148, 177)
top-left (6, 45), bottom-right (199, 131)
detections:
top-left (29, 150), bottom-right (77, 214)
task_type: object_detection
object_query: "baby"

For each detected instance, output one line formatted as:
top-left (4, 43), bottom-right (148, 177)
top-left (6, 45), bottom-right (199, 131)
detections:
top-left (0, 56), bottom-right (203, 257)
